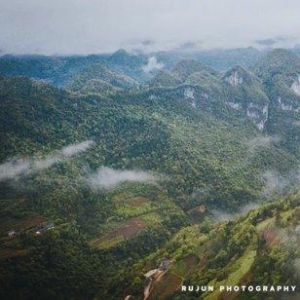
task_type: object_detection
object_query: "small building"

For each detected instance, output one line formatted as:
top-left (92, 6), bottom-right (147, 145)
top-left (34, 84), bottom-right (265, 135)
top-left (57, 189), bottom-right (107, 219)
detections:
top-left (144, 269), bottom-right (157, 278)
top-left (36, 222), bottom-right (55, 235)
top-left (44, 223), bottom-right (55, 231)
top-left (8, 230), bottom-right (16, 237)
top-left (159, 260), bottom-right (172, 271)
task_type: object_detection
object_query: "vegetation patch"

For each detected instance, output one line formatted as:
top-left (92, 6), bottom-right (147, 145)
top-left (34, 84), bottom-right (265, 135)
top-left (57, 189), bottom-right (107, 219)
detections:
top-left (172, 254), bottom-right (198, 277)
top-left (0, 248), bottom-right (28, 260)
top-left (0, 214), bottom-right (46, 238)
top-left (128, 196), bottom-right (149, 207)
top-left (89, 217), bottom-right (145, 248)
top-left (204, 244), bottom-right (257, 299)
top-left (149, 273), bottom-right (182, 300)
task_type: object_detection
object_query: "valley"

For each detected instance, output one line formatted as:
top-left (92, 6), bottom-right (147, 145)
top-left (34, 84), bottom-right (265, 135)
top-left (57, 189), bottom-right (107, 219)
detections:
top-left (1, 48), bottom-right (300, 299)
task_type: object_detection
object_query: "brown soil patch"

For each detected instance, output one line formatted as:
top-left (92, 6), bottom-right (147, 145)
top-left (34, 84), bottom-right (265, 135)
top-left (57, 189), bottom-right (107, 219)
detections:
top-left (149, 273), bottom-right (182, 300)
top-left (188, 205), bottom-right (206, 214)
top-left (187, 205), bottom-right (207, 223)
top-left (128, 197), bottom-right (149, 207)
top-left (260, 229), bottom-right (281, 248)
top-left (90, 217), bottom-right (145, 247)
top-left (153, 269), bottom-right (165, 281)
top-left (199, 252), bottom-right (209, 266)
top-left (117, 217), bottom-right (145, 238)
top-left (1, 214), bottom-right (45, 235)
top-left (184, 254), bottom-right (198, 267)
top-left (0, 248), bottom-right (28, 260)
top-left (21, 215), bottom-right (46, 230)
top-left (196, 205), bottom-right (206, 213)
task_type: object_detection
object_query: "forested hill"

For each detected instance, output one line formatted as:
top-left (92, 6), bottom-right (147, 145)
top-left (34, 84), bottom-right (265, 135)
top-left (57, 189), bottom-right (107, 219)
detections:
top-left (1, 48), bottom-right (300, 299)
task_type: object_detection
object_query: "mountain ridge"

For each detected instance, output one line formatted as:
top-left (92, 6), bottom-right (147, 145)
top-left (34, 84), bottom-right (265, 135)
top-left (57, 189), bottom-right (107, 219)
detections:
top-left (1, 48), bottom-right (300, 299)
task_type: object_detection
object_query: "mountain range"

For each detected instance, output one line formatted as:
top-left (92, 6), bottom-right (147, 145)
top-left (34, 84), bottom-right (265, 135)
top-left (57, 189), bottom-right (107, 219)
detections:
top-left (1, 48), bottom-right (300, 299)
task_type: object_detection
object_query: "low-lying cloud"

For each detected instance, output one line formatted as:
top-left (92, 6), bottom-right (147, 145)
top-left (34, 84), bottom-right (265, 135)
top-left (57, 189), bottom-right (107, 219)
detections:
top-left (33, 156), bottom-right (60, 171)
top-left (142, 57), bottom-right (164, 73)
top-left (292, 120), bottom-right (300, 127)
top-left (60, 140), bottom-right (95, 157)
top-left (0, 159), bottom-right (30, 182)
top-left (87, 167), bottom-right (158, 190)
top-left (229, 135), bottom-right (281, 173)
top-left (211, 202), bottom-right (260, 222)
top-left (262, 171), bottom-right (281, 191)
top-left (261, 170), bottom-right (288, 197)
top-left (0, 140), bottom-right (95, 182)
top-left (245, 135), bottom-right (280, 150)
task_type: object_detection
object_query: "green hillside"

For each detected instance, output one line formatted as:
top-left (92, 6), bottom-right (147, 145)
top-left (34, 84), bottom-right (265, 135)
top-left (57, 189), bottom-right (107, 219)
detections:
top-left (127, 190), bottom-right (300, 300)
top-left (1, 49), bottom-right (300, 299)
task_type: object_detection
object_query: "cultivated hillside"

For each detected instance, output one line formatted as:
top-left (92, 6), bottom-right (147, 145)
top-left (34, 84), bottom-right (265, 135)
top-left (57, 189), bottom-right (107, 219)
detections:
top-left (1, 48), bottom-right (300, 299)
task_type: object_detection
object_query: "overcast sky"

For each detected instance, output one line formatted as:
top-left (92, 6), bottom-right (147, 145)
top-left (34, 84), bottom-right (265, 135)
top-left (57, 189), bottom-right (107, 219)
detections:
top-left (1, 0), bottom-right (300, 55)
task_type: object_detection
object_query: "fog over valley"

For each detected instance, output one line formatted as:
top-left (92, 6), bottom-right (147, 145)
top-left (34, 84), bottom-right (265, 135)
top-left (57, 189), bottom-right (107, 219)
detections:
top-left (2, 1), bottom-right (300, 299)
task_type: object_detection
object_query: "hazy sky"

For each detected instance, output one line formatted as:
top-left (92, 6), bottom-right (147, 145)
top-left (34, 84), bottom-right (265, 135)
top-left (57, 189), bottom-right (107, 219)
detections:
top-left (1, 0), bottom-right (300, 55)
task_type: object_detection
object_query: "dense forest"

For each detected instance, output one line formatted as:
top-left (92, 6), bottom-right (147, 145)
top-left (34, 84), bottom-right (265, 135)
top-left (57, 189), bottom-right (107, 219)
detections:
top-left (1, 48), bottom-right (300, 299)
